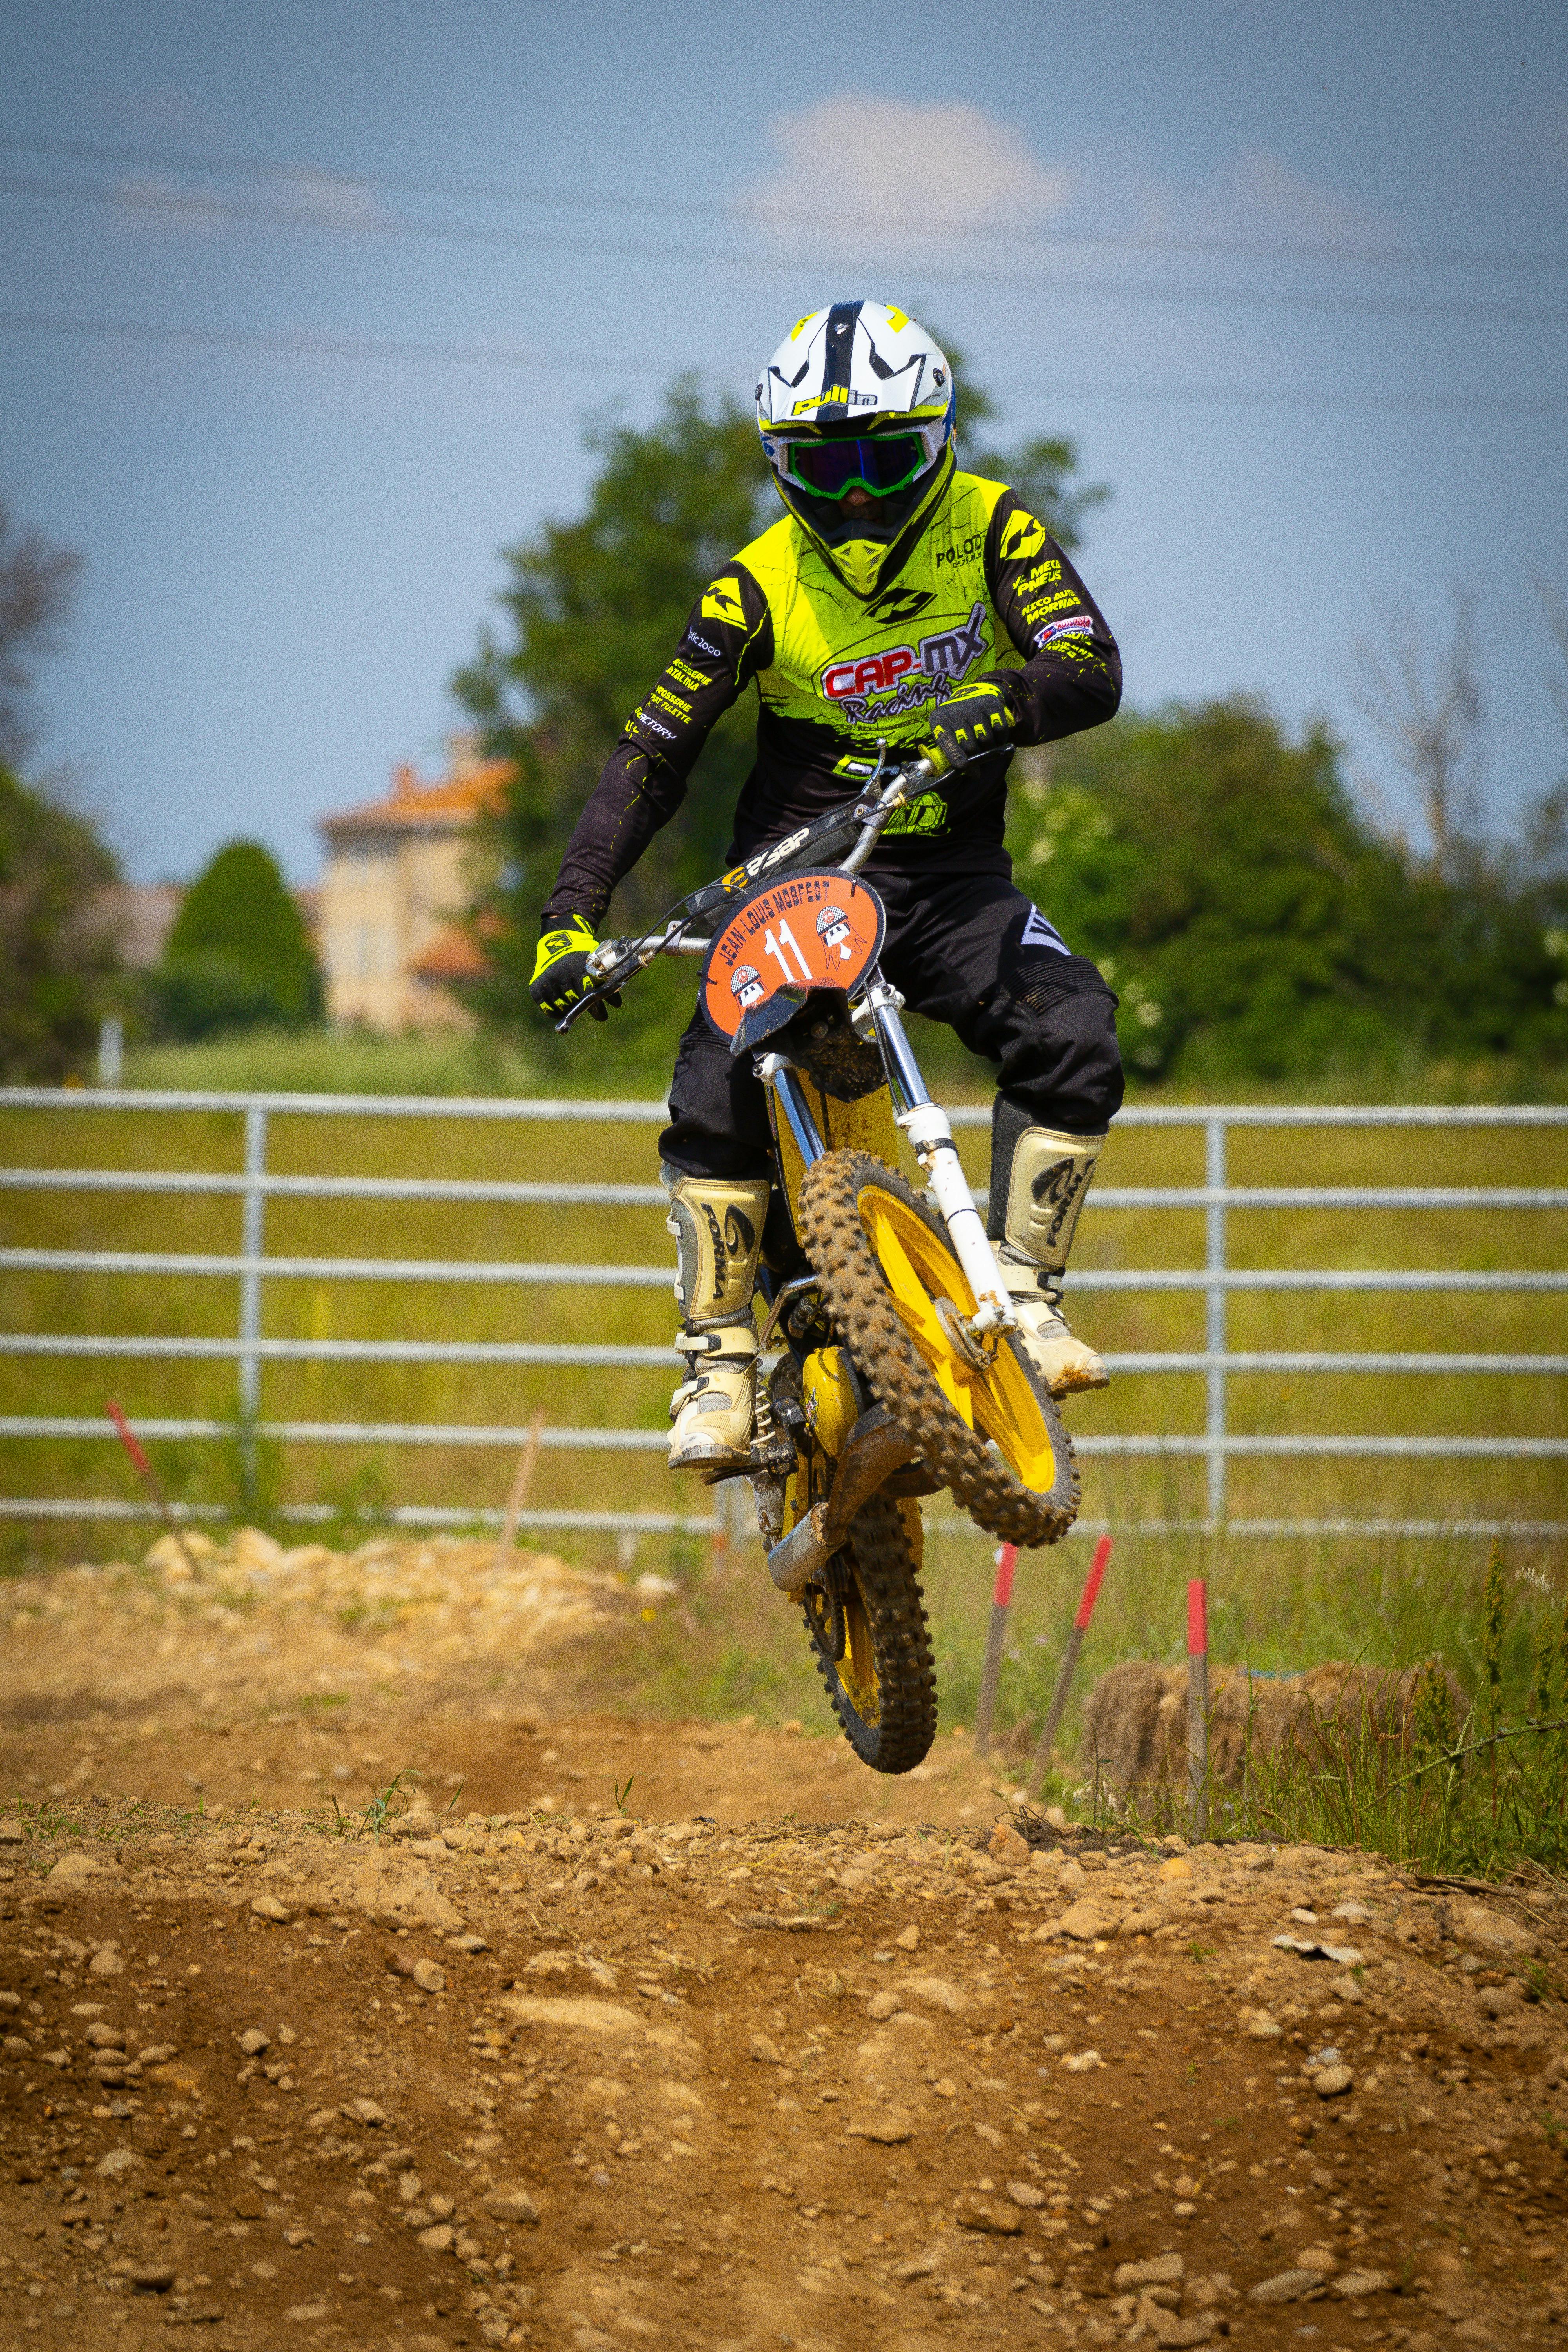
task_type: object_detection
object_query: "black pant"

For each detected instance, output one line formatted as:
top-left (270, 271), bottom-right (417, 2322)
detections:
top-left (659, 864), bottom-right (1123, 1182)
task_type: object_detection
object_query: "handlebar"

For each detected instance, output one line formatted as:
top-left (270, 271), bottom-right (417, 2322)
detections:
top-left (556, 747), bottom-right (940, 1032)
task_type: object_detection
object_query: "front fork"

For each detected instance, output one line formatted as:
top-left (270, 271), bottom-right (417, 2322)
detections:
top-left (757, 976), bottom-right (1017, 1341)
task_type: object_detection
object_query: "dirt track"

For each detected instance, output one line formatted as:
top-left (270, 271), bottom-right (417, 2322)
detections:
top-left (2, 1537), bottom-right (1567, 2351)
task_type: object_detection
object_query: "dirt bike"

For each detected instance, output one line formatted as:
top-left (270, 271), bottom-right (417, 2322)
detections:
top-left (559, 745), bottom-right (1080, 1773)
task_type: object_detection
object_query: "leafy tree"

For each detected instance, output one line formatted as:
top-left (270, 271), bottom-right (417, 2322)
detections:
top-left (153, 839), bottom-right (320, 1038)
top-left (0, 764), bottom-right (119, 1080)
top-left (456, 362), bottom-right (1111, 1054)
top-left (1012, 699), bottom-right (1568, 1080)
top-left (0, 493), bottom-right (81, 768)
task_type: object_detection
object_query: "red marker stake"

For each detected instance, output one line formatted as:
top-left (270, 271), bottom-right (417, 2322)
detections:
top-left (106, 1399), bottom-right (202, 1579)
top-left (972, 1543), bottom-right (1018, 1760)
top-left (1025, 1535), bottom-right (1113, 1802)
top-left (1187, 1577), bottom-right (1211, 1835)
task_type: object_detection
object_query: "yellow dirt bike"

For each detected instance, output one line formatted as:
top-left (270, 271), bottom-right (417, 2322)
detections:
top-left (560, 747), bottom-right (1079, 1772)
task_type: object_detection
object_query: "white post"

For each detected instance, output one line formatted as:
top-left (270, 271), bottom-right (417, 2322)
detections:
top-left (96, 1016), bottom-right (123, 1089)
top-left (1206, 1115), bottom-right (1227, 1526)
top-left (239, 1106), bottom-right (268, 1426)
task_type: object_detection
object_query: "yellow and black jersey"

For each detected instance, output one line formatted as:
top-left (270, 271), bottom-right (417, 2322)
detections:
top-left (543, 472), bottom-right (1120, 929)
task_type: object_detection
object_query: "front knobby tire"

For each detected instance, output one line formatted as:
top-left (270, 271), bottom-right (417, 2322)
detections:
top-left (799, 1149), bottom-right (1080, 1548)
top-left (800, 1492), bottom-right (936, 1774)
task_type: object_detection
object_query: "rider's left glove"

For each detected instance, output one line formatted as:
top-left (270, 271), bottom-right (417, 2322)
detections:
top-left (530, 915), bottom-right (619, 1022)
top-left (923, 680), bottom-right (1014, 778)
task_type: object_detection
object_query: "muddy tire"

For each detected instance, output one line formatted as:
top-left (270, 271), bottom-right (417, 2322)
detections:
top-left (800, 1491), bottom-right (936, 1773)
top-left (799, 1149), bottom-right (1079, 1548)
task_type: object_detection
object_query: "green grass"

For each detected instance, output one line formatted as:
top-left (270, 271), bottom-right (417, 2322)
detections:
top-left (119, 1020), bottom-right (1568, 1108)
top-left (2, 1049), bottom-right (1564, 1802)
top-left (121, 1025), bottom-right (546, 1098)
top-left (1224, 1548), bottom-right (1568, 1877)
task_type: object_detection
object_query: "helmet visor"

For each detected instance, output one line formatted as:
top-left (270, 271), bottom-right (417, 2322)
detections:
top-left (783, 430), bottom-right (932, 502)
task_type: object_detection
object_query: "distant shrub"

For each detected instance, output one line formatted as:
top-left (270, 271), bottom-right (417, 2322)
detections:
top-left (153, 839), bottom-right (320, 1038)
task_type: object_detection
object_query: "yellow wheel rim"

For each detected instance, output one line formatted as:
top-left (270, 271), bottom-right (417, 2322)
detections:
top-left (791, 1464), bottom-right (882, 1725)
top-left (858, 1185), bottom-right (1060, 1496)
top-left (802, 1583), bottom-right (881, 1724)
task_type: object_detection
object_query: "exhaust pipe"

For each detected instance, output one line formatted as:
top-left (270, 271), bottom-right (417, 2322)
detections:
top-left (766, 1404), bottom-right (918, 1592)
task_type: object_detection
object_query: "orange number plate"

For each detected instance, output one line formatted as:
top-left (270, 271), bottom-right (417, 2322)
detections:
top-left (700, 871), bottom-right (886, 1040)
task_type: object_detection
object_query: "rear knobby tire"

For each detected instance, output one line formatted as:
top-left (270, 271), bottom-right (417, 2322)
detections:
top-left (800, 1491), bottom-right (937, 1774)
top-left (799, 1148), bottom-right (1080, 1547)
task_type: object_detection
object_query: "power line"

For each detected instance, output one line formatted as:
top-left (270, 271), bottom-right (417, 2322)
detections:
top-left (5, 308), bottom-right (1566, 415)
top-left (5, 170), bottom-right (1568, 332)
top-left (4, 127), bottom-right (1565, 276)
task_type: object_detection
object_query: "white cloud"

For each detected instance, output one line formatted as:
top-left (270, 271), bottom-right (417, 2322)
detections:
top-left (109, 166), bottom-right (382, 241)
top-left (1127, 145), bottom-right (1403, 250)
top-left (745, 95), bottom-right (1074, 242)
top-left (1212, 147), bottom-right (1403, 246)
top-left (280, 170), bottom-right (382, 229)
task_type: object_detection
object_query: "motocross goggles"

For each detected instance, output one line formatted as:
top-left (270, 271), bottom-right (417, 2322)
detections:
top-left (781, 425), bottom-right (941, 502)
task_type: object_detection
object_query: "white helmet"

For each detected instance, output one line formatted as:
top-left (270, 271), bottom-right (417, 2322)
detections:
top-left (755, 300), bottom-right (956, 601)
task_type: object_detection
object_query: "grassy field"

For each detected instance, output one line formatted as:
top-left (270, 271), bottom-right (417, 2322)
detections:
top-left (2, 1028), bottom-right (1564, 1747)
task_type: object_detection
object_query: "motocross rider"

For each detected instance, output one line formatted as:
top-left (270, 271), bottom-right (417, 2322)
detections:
top-left (530, 301), bottom-right (1124, 1471)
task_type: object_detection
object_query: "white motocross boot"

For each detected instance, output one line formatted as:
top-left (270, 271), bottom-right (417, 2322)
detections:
top-left (989, 1117), bottom-right (1109, 1397)
top-left (662, 1165), bottom-right (769, 1470)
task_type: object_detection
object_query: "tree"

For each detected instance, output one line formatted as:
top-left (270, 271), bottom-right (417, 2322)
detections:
top-left (456, 362), bottom-right (1111, 1053)
top-left (0, 494), bottom-right (82, 769)
top-left (0, 764), bottom-right (120, 1080)
top-left (1536, 571), bottom-right (1568, 760)
top-left (152, 840), bottom-right (321, 1038)
top-left (1012, 698), bottom-right (1568, 1080)
top-left (1350, 588), bottom-right (1484, 875)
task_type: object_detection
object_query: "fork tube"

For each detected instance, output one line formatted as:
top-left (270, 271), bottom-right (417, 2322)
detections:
top-left (764, 1060), bottom-right (826, 1169)
top-left (870, 1002), bottom-right (1015, 1333)
top-left (866, 996), bottom-right (930, 1117)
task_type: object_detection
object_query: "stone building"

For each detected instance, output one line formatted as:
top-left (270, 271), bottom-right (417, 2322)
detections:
top-left (316, 739), bottom-right (509, 1032)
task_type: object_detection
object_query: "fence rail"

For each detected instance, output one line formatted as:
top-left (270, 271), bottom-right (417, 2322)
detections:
top-left (2, 1087), bottom-right (1564, 1541)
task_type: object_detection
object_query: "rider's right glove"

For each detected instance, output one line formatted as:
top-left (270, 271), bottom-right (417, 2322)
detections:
top-left (529, 915), bottom-right (618, 1022)
top-left (922, 679), bottom-right (1015, 777)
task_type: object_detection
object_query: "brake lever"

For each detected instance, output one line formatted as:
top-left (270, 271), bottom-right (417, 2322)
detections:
top-left (555, 915), bottom-right (713, 1033)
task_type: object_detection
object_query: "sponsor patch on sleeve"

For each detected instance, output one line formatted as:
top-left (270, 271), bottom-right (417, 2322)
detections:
top-left (700, 576), bottom-right (747, 628)
top-left (998, 510), bottom-right (1049, 564)
top-left (1036, 615), bottom-right (1095, 648)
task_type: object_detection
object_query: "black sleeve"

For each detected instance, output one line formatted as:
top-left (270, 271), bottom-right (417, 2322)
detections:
top-left (979, 491), bottom-right (1122, 745)
top-left (541, 565), bottom-right (774, 928)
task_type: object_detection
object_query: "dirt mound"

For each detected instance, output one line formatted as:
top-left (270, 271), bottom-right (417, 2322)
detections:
top-left (0, 1534), bottom-right (1016, 1830)
top-left (1084, 1661), bottom-right (1464, 1817)
top-left (2, 1799), bottom-right (1564, 2350)
top-left (3, 1539), bottom-right (1565, 2349)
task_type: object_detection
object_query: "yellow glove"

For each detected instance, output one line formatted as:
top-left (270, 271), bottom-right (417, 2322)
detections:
top-left (530, 915), bottom-right (616, 1021)
top-left (923, 680), bottom-right (1014, 777)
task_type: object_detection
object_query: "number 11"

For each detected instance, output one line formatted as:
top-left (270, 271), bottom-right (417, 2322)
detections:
top-left (764, 920), bottom-right (811, 984)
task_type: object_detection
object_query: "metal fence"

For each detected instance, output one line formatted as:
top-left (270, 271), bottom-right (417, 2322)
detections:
top-left (2, 1087), bottom-right (1565, 1544)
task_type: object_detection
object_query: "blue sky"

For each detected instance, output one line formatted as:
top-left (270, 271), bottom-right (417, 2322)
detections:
top-left (2, 0), bottom-right (1565, 884)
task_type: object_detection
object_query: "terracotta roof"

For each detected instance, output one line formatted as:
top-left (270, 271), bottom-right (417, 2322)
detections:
top-left (319, 757), bottom-right (512, 837)
top-left (408, 922), bottom-right (491, 983)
